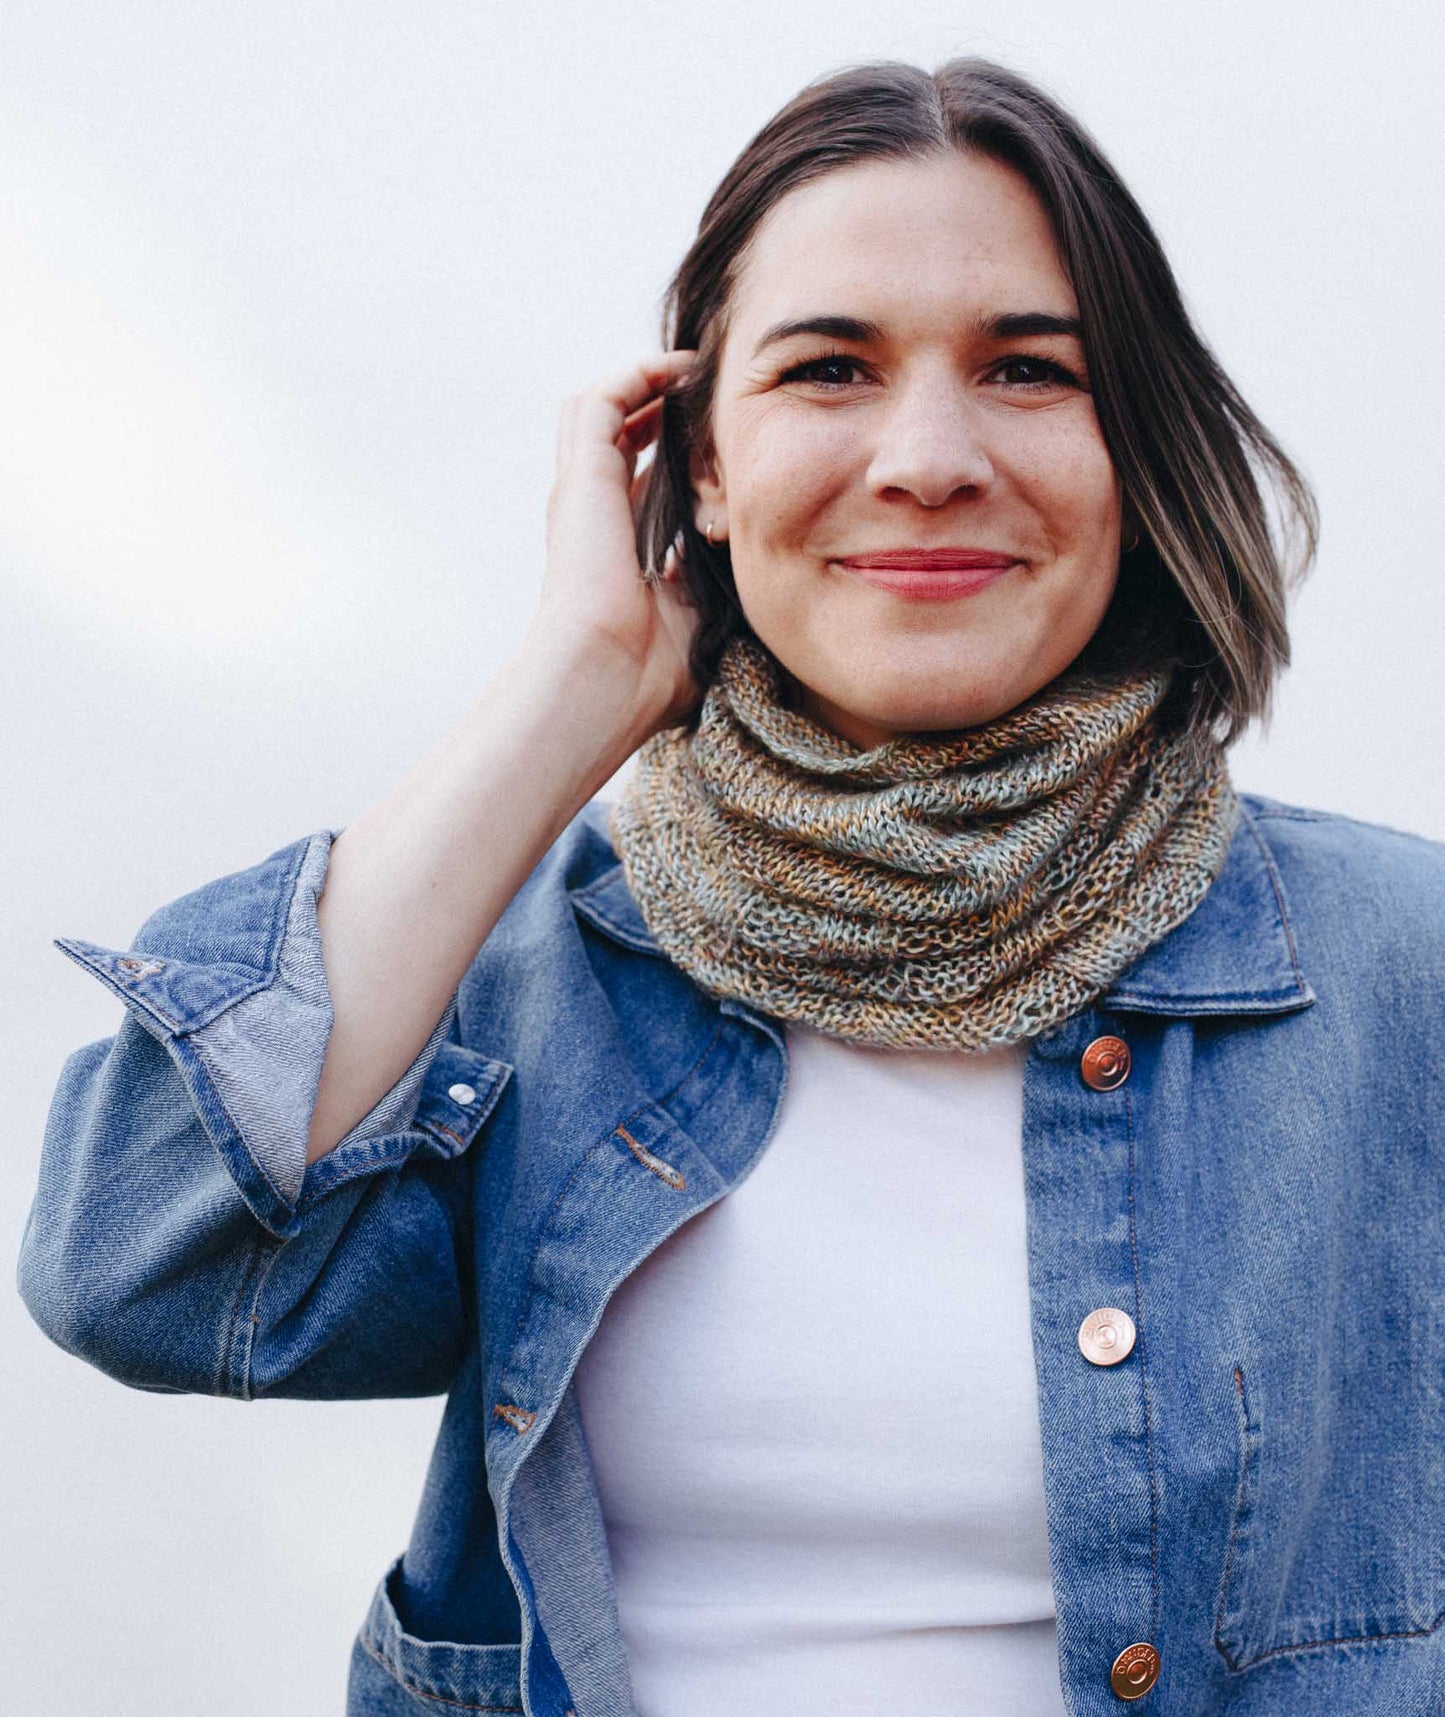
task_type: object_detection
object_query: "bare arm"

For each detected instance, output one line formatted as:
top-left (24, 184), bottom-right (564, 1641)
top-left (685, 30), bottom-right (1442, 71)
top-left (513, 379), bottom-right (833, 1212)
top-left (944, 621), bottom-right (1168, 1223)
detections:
top-left (304, 348), bottom-right (701, 1164)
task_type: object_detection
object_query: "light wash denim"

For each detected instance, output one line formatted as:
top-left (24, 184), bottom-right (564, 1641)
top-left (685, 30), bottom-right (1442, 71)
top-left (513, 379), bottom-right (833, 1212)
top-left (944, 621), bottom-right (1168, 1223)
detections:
top-left (17, 793), bottom-right (1445, 1715)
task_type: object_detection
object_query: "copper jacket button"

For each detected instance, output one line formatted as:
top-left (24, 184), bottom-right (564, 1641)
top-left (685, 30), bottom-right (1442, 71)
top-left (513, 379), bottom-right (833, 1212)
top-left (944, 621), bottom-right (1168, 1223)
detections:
top-left (1081, 1035), bottom-right (1131, 1090)
top-left (1110, 1641), bottom-right (1160, 1699)
top-left (1078, 1307), bottom-right (1137, 1366)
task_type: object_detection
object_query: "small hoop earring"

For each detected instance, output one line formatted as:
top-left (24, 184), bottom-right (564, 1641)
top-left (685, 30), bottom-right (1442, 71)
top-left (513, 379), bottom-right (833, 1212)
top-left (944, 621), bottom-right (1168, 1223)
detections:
top-left (705, 519), bottom-right (716, 546)
top-left (1125, 531), bottom-right (1141, 553)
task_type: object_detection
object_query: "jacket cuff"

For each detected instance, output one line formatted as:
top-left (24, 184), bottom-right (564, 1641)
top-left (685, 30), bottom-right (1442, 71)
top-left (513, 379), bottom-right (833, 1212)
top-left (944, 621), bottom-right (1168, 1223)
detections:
top-left (54, 830), bottom-right (506, 1238)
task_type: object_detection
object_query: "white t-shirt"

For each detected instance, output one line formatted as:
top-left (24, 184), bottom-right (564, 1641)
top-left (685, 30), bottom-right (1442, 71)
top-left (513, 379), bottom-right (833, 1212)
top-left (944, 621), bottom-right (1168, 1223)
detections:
top-left (572, 1019), bottom-right (1066, 1716)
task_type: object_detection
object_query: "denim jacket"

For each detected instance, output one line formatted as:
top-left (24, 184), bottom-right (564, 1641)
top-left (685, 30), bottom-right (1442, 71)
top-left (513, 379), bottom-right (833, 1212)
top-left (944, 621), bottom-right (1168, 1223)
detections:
top-left (17, 793), bottom-right (1445, 1716)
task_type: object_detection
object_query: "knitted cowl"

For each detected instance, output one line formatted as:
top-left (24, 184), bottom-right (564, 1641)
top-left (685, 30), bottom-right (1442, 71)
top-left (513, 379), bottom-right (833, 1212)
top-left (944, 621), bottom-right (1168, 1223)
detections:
top-left (609, 633), bottom-right (1241, 1052)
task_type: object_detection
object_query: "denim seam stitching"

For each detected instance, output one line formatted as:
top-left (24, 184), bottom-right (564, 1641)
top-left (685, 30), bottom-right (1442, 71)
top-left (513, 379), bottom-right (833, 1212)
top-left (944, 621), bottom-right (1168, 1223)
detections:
top-left (356, 1632), bottom-right (522, 1712)
top-left (293, 1133), bottom-right (428, 1214)
top-left (240, 1233), bottom-right (297, 1399)
top-left (1220, 1613), bottom-right (1445, 1670)
top-left (1213, 1362), bottom-right (1255, 1670)
top-left (1125, 1079), bottom-right (1161, 1636)
top-left (657, 1015), bottom-right (729, 1109)
top-left (497, 1106), bottom-right (675, 1376)
top-left (1212, 1362), bottom-right (1242, 1662)
top-left (1110, 987), bottom-right (1304, 1009)
top-left (113, 834), bottom-right (310, 1036)
top-left (494, 1127), bottom-right (637, 1408)
top-left (220, 1233), bottom-right (274, 1400)
top-left (257, 830), bottom-right (315, 978)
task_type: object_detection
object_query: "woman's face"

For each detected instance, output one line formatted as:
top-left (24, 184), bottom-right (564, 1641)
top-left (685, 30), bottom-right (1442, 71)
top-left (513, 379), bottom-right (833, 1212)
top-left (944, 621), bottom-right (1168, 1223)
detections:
top-left (692, 149), bottom-right (1124, 745)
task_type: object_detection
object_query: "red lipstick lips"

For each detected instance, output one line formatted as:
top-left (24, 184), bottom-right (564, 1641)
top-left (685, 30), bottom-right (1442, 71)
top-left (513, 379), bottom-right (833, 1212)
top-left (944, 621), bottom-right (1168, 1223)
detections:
top-left (835, 548), bottom-right (1018, 600)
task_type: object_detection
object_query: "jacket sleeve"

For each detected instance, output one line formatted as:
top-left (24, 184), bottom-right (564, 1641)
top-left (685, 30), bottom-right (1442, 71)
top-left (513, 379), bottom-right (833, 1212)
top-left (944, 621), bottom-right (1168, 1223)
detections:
top-left (16, 830), bottom-right (511, 1402)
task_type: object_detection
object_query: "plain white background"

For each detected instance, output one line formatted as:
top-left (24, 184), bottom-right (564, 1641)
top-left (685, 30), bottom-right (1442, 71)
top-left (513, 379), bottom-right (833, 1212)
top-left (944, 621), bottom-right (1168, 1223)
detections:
top-left (3, 3), bottom-right (1442, 1710)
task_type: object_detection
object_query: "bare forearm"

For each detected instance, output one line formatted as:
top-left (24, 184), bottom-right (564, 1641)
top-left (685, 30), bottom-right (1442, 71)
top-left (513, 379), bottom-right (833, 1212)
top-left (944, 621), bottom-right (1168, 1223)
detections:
top-left (304, 637), bottom-right (652, 1165)
top-left (305, 346), bottom-right (699, 1164)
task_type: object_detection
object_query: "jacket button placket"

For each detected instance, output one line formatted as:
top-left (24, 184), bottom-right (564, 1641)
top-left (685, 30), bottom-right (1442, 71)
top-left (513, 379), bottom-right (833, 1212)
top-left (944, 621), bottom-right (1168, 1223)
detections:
top-left (1022, 1017), bottom-right (1160, 1710)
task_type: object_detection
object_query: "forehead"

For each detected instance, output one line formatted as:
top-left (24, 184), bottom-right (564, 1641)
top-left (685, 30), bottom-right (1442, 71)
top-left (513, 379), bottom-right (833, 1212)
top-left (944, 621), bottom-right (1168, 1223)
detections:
top-left (726, 151), bottom-right (1075, 335)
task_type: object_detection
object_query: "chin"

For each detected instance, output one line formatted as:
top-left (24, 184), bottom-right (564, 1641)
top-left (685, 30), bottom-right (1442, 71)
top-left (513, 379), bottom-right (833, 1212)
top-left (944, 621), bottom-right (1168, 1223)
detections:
top-left (893, 697), bottom-right (1015, 735)
top-left (808, 672), bottom-right (1026, 743)
top-left (883, 655), bottom-right (1033, 720)
top-left (778, 629), bottom-right (1072, 741)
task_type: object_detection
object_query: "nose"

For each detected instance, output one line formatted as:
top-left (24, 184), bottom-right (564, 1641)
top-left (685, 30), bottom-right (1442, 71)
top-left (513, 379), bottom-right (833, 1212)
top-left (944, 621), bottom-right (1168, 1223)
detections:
top-left (863, 368), bottom-right (996, 506)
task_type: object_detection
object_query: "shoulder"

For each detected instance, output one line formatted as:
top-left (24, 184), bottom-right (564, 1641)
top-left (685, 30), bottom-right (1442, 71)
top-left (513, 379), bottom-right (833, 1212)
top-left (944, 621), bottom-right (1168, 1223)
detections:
top-left (1242, 791), bottom-right (1445, 886)
top-left (1240, 791), bottom-right (1445, 970)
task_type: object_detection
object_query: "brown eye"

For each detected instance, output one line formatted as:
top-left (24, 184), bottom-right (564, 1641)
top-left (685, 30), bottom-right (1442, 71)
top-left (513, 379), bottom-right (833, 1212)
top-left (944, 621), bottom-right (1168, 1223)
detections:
top-left (992, 355), bottom-right (1080, 390)
top-left (780, 353), bottom-right (865, 387)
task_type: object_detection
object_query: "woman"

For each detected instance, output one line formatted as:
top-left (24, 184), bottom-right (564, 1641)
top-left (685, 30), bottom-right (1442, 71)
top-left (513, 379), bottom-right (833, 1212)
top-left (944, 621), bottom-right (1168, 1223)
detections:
top-left (18, 56), bottom-right (1444, 1717)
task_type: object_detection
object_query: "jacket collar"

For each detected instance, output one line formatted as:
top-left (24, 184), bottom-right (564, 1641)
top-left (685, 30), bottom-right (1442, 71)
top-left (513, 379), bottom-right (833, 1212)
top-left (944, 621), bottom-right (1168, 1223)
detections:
top-left (570, 796), bottom-right (1314, 1023)
top-left (1101, 798), bottom-right (1315, 1016)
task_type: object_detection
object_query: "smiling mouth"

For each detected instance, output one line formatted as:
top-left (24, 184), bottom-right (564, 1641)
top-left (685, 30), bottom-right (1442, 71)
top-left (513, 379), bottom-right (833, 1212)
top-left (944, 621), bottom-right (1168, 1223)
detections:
top-left (833, 550), bottom-right (1019, 601)
top-left (835, 548), bottom-right (1018, 570)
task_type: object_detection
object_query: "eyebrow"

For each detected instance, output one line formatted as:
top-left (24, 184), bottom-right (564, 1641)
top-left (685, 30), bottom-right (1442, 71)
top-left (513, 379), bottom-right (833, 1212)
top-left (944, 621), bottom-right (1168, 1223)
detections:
top-left (750, 310), bottom-right (1084, 355)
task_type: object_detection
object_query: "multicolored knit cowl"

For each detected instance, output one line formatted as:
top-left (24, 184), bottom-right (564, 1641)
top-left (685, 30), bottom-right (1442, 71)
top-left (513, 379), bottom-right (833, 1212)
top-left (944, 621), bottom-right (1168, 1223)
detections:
top-left (608, 632), bottom-right (1240, 1053)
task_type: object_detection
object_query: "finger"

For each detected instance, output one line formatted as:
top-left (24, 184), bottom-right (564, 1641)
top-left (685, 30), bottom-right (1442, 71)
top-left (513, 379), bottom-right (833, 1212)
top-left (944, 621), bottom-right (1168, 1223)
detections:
top-left (620, 428), bottom-right (660, 497)
top-left (567, 350), bottom-right (697, 456)
top-left (601, 349), bottom-right (696, 421)
top-left (619, 392), bottom-right (664, 454)
top-left (619, 417), bottom-right (664, 495)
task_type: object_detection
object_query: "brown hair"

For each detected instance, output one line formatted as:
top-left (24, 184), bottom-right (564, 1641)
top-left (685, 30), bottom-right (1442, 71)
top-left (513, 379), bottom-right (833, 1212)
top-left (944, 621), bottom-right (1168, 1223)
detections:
top-left (635, 56), bottom-right (1317, 755)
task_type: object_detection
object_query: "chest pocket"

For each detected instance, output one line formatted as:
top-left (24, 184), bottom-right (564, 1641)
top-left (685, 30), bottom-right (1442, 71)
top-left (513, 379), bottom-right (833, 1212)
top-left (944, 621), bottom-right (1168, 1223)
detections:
top-left (1213, 1361), bottom-right (1443, 1670)
top-left (353, 1555), bottom-right (523, 1713)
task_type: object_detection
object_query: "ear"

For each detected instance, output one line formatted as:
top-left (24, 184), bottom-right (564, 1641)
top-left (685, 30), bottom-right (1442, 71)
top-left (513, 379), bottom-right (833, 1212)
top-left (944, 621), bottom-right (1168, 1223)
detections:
top-left (688, 443), bottom-right (728, 543)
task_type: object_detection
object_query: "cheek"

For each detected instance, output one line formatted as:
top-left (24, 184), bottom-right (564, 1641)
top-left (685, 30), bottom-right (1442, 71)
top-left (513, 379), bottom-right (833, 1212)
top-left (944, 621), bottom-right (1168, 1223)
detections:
top-left (1015, 418), bottom-right (1120, 539)
top-left (725, 408), bottom-right (862, 542)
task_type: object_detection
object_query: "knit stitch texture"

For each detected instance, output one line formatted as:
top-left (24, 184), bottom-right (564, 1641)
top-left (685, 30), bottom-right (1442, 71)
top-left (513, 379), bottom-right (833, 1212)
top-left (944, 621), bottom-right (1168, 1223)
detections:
top-left (610, 634), bottom-right (1240, 1051)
